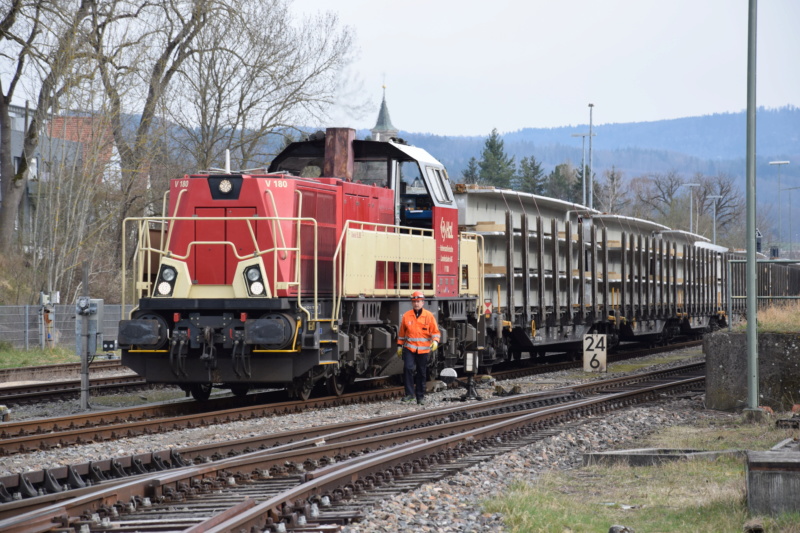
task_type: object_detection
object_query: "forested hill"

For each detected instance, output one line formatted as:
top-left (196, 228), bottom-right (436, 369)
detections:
top-left (373, 106), bottom-right (799, 184)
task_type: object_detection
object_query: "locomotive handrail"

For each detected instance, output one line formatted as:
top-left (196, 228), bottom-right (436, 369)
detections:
top-left (331, 221), bottom-right (435, 327)
top-left (293, 190), bottom-right (316, 325)
top-left (458, 231), bottom-right (486, 316)
top-left (163, 188), bottom-right (188, 253)
top-left (265, 189), bottom-right (289, 261)
top-left (121, 214), bottom-right (320, 323)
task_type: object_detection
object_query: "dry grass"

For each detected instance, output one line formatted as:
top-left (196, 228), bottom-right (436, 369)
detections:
top-left (734, 301), bottom-right (800, 333)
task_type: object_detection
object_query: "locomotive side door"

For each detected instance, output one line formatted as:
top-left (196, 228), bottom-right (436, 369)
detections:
top-left (394, 156), bottom-right (458, 297)
top-left (425, 167), bottom-right (459, 297)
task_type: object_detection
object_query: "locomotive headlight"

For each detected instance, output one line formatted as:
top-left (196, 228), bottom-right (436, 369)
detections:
top-left (246, 267), bottom-right (261, 282)
top-left (157, 281), bottom-right (173, 295)
top-left (161, 267), bottom-right (176, 282)
top-left (249, 281), bottom-right (265, 295)
top-left (219, 179), bottom-right (233, 194)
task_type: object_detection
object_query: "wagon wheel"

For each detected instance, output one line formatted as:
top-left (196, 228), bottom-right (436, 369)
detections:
top-left (297, 382), bottom-right (313, 401)
top-left (290, 378), bottom-right (314, 401)
top-left (190, 383), bottom-right (213, 401)
top-left (326, 372), bottom-right (347, 397)
top-left (230, 384), bottom-right (250, 397)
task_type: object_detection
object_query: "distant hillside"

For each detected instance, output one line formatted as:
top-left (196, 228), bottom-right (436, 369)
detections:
top-left (358, 106), bottom-right (798, 211)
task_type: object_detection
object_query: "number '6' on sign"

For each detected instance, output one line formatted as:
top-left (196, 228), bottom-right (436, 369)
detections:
top-left (583, 334), bottom-right (607, 373)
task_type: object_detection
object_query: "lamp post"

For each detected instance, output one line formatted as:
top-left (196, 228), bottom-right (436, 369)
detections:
top-left (571, 132), bottom-right (595, 206)
top-left (783, 184), bottom-right (800, 257)
top-left (708, 195), bottom-right (722, 244)
top-left (769, 161), bottom-right (790, 250)
top-left (588, 103), bottom-right (594, 209)
top-left (679, 183), bottom-right (701, 233)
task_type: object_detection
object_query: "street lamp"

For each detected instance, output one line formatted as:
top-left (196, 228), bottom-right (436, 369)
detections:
top-left (769, 161), bottom-right (790, 249)
top-left (782, 184), bottom-right (800, 257)
top-left (588, 103), bottom-right (595, 209)
top-left (708, 195), bottom-right (722, 244)
top-left (571, 132), bottom-right (595, 206)
top-left (679, 183), bottom-right (701, 233)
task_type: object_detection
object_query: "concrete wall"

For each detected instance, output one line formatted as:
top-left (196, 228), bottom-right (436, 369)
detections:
top-left (705, 331), bottom-right (800, 411)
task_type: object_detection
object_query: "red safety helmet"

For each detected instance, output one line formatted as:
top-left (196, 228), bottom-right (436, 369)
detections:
top-left (411, 291), bottom-right (425, 301)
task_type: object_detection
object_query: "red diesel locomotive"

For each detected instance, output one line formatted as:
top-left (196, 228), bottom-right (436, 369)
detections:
top-left (118, 128), bottom-right (488, 400)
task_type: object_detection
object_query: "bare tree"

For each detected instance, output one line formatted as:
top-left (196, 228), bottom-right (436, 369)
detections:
top-left (0, 0), bottom-right (93, 252)
top-left (596, 166), bottom-right (629, 214)
top-left (165, 0), bottom-right (356, 171)
top-left (85, 0), bottom-right (226, 263)
top-left (28, 109), bottom-right (118, 302)
top-left (632, 170), bottom-right (684, 219)
top-left (693, 172), bottom-right (745, 246)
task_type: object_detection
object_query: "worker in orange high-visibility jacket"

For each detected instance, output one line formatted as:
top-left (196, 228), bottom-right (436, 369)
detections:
top-left (397, 291), bottom-right (440, 405)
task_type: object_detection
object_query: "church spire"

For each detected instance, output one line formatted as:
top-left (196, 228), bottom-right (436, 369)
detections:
top-left (371, 85), bottom-right (398, 142)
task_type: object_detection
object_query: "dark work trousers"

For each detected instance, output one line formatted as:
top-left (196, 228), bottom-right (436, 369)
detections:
top-left (403, 347), bottom-right (428, 400)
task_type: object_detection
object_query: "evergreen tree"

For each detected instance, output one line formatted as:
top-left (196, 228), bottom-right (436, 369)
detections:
top-left (544, 162), bottom-right (579, 202)
top-left (478, 128), bottom-right (515, 188)
top-left (517, 155), bottom-right (546, 194)
top-left (461, 157), bottom-right (480, 184)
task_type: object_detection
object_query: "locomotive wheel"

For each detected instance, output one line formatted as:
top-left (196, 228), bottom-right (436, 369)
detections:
top-left (190, 383), bottom-right (213, 401)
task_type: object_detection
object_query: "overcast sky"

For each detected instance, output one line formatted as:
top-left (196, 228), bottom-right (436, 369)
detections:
top-left (294, 0), bottom-right (800, 137)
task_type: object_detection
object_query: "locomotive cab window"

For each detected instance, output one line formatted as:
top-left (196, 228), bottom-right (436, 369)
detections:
top-left (353, 159), bottom-right (390, 187)
top-left (398, 161), bottom-right (433, 229)
top-left (425, 166), bottom-right (453, 204)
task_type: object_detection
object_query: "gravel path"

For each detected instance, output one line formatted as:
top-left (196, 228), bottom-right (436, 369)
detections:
top-left (2, 351), bottom-right (733, 531)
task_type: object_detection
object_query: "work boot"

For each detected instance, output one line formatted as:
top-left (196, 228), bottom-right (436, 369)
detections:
top-left (401, 396), bottom-right (415, 403)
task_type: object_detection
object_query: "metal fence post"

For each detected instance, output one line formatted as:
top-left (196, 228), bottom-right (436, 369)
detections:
top-left (24, 305), bottom-right (29, 350)
top-left (727, 261), bottom-right (732, 332)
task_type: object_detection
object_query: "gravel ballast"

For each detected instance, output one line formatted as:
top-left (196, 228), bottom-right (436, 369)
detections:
top-left (2, 352), bottom-right (735, 532)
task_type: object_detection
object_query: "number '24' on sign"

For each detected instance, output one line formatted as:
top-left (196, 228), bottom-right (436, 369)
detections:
top-left (583, 334), bottom-right (607, 373)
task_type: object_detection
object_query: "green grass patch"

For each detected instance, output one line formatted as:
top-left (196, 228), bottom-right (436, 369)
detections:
top-left (609, 351), bottom-right (702, 374)
top-left (483, 414), bottom-right (800, 532)
top-left (557, 351), bottom-right (703, 381)
top-left (0, 345), bottom-right (79, 369)
top-left (486, 461), bottom-right (750, 533)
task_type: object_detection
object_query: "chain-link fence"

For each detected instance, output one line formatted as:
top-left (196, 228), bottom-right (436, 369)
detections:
top-left (0, 304), bottom-right (132, 350)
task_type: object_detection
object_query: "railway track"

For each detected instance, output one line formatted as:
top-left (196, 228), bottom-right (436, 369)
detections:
top-left (0, 339), bottom-right (702, 407)
top-left (0, 359), bottom-right (123, 382)
top-left (0, 341), bottom-right (703, 456)
top-left (0, 374), bottom-right (151, 406)
top-left (0, 361), bottom-right (705, 531)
